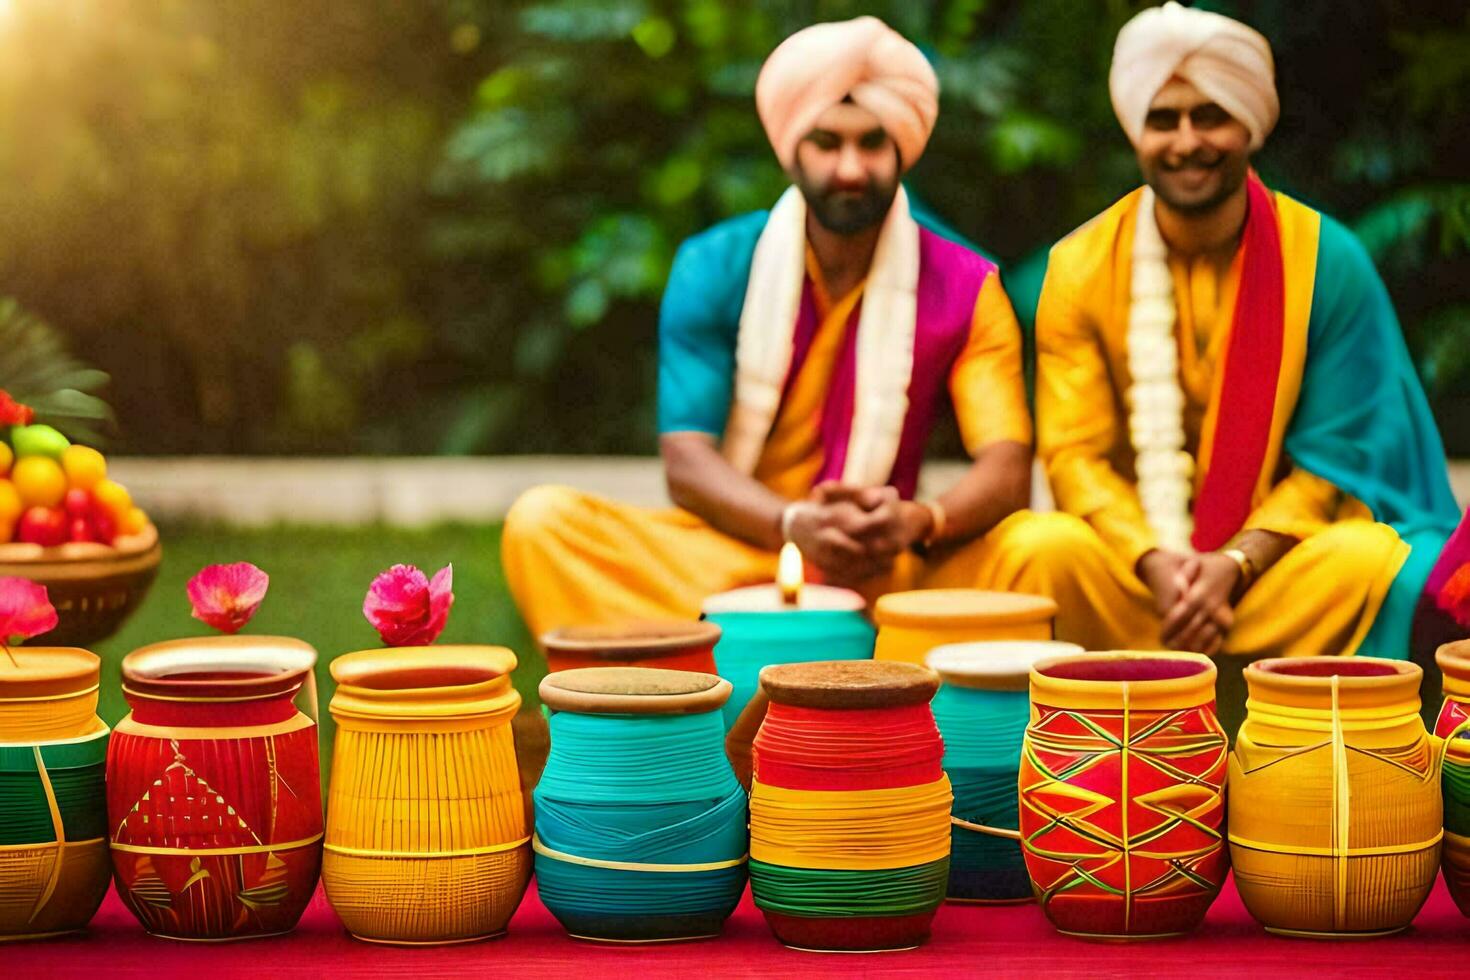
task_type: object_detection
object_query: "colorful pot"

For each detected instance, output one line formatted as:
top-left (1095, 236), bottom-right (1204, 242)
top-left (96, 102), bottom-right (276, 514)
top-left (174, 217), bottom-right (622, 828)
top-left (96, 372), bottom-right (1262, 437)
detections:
top-left (1230, 657), bottom-right (1441, 938)
top-left (925, 641), bottom-right (1082, 904)
top-left (748, 660), bottom-right (951, 952)
top-left (107, 636), bottom-right (323, 941)
top-left (534, 667), bottom-right (747, 942)
top-left (873, 589), bottom-right (1056, 666)
top-left (542, 620), bottom-right (721, 674)
top-left (323, 646), bottom-right (530, 945)
top-left (1019, 652), bottom-right (1227, 940)
top-left (703, 583), bottom-right (873, 731)
top-left (1438, 640), bottom-right (1470, 916)
top-left (0, 648), bottom-right (111, 941)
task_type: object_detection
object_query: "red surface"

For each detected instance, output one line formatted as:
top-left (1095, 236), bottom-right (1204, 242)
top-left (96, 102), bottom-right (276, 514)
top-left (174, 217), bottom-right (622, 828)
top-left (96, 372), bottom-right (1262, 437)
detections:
top-left (9, 873), bottom-right (1468, 978)
top-left (753, 702), bottom-right (944, 790)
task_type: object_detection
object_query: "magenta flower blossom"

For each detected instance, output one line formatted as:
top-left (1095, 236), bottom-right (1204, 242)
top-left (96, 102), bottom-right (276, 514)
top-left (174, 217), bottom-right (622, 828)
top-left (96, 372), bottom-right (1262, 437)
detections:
top-left (187, 562), bottom-right (269, 634)
top-left (0, 576), bottom-right (57, 646)
top-left (363, 563), bottom-right (454, 647)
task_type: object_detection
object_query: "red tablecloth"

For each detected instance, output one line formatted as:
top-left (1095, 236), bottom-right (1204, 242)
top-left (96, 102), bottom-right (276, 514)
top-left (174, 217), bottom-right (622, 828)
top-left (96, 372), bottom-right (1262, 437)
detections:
top-left (10, 874), bottom-right (1466, 978)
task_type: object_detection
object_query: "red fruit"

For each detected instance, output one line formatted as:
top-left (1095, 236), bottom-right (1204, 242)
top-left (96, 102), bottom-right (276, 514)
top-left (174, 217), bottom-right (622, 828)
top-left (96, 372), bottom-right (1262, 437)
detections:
top-left (18, 506), bottom-right (67, 547)
top-left (64, 488), bottom-right (92, 519)
top-left (68, 516), bottom-right (95, 543)
top-left (90, 506), bottom-right (116, 545)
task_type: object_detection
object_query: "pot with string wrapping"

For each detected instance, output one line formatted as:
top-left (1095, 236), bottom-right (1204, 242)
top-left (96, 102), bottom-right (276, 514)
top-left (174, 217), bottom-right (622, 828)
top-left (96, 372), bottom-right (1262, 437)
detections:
top-left (541, 621), bottom-right (723, 675)
top-left (1019, 651), bottom-right (1228, 940)
top-left (746, 660), bottom-right (951, 952)
top-left (873, 589), bottom-right (1057, 667)
top-left (106, 637), bottom-right (323, 941)
top-left (1229, 657), bottom-right (1442, 938)
top-left (0, 648), bottom-right (111, 940)
top-left (322, 645), bottom-right (531, 945)
top-left (925, 641), bottom-right (1081, 903)
top-left (1437, 640), bottom-right (1470, 915)
top-left (534, 667), bottom-right (747, 942)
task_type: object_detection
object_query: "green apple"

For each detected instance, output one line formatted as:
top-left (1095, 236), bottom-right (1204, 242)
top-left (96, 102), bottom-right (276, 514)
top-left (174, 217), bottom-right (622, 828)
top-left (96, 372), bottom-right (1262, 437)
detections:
top-left (11, 424), bottom-right (71, 459)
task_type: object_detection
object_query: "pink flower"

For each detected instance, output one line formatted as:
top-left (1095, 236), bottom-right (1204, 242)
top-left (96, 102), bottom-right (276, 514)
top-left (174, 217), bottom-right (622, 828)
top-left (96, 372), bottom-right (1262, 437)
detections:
top-left (187, 562), bottom-right (269, 634)
top-left (0, 576), bottom-right (57, 644)
top-left (363, 563), bottom-right (454, 647)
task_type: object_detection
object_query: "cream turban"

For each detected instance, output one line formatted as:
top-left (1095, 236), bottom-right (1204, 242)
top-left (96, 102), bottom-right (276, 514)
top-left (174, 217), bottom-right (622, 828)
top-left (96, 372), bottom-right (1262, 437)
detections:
top-left (756, 17), bottom-right (939, 172)
top-left (1110, 1), bottom-right (1278, 151)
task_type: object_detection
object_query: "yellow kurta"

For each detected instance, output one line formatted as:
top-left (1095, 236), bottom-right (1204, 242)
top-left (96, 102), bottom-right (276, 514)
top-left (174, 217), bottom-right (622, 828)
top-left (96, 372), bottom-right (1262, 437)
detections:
top-left (1032, 189), bottom-right (1408, 657)
top-left (502, 259), bottom-right (1039, 640)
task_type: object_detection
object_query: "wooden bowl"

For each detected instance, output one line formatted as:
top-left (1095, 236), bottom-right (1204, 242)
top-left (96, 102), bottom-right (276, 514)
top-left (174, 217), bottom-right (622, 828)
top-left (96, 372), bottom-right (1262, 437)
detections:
top-left (0, 523), bottom-right (162, 647)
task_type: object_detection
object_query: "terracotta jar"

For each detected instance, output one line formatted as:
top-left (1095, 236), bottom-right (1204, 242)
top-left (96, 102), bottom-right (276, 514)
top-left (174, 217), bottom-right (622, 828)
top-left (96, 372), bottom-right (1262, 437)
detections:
top-left (106, 636), bottom-right (323, 940)
top-left (1437, 640), bottom-right (1470, 916)
top-left (747, 660), bottom-right (951, 952)
top-left (0, 648), bottom-right (111, 940)
top-left (1229, 657), bottom-right (1441, 938)
top-left (925, 641), bottom-right (1081, 904)
top-left (1019, 652), bottom-right (1227, 940)
top-left (323, 645), bottom-right (531, 945)
top-left (873, 589), bottom-right (1056, 666)
top-left (534, 667), bottom-right (747, 942)
top-left (541, 621), bottom-right (721, 674)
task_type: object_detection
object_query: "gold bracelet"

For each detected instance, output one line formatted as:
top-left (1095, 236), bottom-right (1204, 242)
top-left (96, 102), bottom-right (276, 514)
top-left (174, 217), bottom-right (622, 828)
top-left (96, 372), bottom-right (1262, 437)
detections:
top-left (922, 500), bottom-right (946, 547)
top-left (1221, 547), bottom-right (1255, 592)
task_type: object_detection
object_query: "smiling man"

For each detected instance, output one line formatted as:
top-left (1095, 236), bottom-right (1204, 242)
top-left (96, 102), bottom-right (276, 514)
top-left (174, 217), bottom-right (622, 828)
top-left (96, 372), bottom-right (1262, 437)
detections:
top-left (502, 17), bottom-right (1043, 639)
top-left (1023, 1), bottom-right (1465, 661)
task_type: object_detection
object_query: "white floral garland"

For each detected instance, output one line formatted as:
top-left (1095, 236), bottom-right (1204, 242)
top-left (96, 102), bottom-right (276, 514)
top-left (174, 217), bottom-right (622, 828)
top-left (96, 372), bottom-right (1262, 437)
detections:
top-left (1127, 187), bottom-right (1195, 554)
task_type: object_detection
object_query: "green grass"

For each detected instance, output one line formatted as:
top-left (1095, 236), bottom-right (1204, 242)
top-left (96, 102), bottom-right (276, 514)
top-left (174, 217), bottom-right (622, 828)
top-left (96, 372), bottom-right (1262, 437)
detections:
top-left (88, 520), bottom-right (543, 781)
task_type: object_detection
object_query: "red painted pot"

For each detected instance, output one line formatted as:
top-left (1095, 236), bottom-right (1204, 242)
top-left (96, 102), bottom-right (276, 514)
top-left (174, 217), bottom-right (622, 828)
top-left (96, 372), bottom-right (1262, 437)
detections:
top-left (106, 637), bottom-right (323, 941)
top-left (541, 620), bottom-right (721, 674)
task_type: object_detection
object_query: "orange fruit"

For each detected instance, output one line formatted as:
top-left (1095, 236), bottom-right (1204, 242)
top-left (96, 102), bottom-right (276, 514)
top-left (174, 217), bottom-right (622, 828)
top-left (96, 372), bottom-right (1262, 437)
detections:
top-left (0, 480), bottom-right (21, 526)
top-left (61, 445), bottom-right (106, 489)
top-left (0, 442), bottom-right (12, 477)
top-left (92, 478), bottom-right (132, 519)
top-left (12, 456), bottom-right (66, 508)
top-left (120, 506), bottom-right (148, 536)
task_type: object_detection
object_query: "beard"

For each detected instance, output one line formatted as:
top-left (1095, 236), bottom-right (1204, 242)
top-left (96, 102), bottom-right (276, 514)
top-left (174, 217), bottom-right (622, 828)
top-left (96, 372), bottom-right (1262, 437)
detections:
top-left (794, 166), bottom-right (899, 235)
top-left (1143, 148), bottom-right (1249, 215)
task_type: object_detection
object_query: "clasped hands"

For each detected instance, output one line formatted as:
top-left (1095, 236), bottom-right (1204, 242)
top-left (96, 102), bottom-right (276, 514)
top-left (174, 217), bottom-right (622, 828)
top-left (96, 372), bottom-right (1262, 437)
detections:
top-left (784, 481), bottom-right (932, 588)
top-left (1138, 549), bottom-right (1242, 656)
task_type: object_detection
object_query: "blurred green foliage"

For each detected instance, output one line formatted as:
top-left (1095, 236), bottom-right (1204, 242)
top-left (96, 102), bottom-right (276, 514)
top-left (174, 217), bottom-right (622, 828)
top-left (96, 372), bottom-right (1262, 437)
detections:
top-left (0, 1), bottom-right (1466, 453)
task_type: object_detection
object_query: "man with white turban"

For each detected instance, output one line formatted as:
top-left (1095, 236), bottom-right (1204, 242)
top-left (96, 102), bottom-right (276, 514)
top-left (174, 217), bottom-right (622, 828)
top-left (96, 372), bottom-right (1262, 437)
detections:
top-left (1022, 2), bottom-right (1467, 668)
top-left (504, 17), bottom-right (1046, 640)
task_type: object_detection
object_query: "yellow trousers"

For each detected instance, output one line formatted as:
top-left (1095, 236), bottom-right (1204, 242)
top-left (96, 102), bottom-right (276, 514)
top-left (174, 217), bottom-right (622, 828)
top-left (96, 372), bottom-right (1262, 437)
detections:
top-left (503, 486), bottom-right (1406, 659)
top-left (503, 486), bottom-right (1070, 640)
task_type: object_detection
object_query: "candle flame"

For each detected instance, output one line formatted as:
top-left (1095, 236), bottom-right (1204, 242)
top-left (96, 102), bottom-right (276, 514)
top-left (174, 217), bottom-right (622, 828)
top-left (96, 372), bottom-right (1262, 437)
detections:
top-left (778, 541), bottom-right (804, 605)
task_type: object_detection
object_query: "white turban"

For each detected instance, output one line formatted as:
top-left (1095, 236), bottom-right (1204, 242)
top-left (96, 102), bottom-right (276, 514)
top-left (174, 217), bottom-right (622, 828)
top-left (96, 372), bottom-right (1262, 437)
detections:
top-left (756, 17), bottom-right (939, 172)
top-left (1110, 1), bottom-right (1278, 151)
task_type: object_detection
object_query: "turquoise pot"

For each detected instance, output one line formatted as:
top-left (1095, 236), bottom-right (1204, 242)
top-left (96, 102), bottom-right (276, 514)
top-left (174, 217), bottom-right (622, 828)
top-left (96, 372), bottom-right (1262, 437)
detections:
top-left (704, 609), bottom-right (874, 731)
top-left (926, 641), bottom-right (1081, 903)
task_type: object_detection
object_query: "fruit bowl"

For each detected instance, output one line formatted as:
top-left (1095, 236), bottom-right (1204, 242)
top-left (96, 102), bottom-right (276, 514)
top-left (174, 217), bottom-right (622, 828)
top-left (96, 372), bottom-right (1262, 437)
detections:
top-left (0, 522), bottom-right (161, 646)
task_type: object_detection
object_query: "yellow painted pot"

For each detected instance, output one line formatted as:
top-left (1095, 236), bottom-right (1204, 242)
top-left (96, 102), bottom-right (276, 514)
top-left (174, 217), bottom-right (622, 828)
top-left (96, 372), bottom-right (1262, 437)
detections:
top-left (323, 646), bottom-right (531, 945)
top-left (1229, 658), bottom-right (1442, 938)
top-left (873, 590), bottom-right (1056, 666)
top-left (0, 648), bottom-right (111, 941)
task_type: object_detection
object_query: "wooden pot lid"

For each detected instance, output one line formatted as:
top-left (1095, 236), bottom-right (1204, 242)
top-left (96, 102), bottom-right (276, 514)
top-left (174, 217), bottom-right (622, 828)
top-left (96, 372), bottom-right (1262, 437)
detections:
top-left (873, 589), bottom-right (1056, 629)
top-left (541, 620), bottom-right (721, 660)
top-left (926, 641), bottom-right (1084, 692)
top-left (539, 666), bottom-right (731, 715)
top-left (0, 646), bottom-right (100, 700)
top-left (758, 660), bottom-right (938, 710)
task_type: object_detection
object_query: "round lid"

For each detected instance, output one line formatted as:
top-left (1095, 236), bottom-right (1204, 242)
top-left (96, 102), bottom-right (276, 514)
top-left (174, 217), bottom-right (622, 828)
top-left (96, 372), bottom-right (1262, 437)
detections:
top-left (123, 635), bottom-right (317, 701)
top-left (541, 620), bottom-right (721, 660)
top-left (539, 666), bottom-right (730, 715)
top-left (926, 640), bottom-right (1084, 692)
top-left (0, 647), bottom-right (100, 700)
top-left (759, 659), bottom-right (938, 709)
top-left (873, 589), bottom-right (1057, 629)
top-left (702, 583), bottom-right (866, 614)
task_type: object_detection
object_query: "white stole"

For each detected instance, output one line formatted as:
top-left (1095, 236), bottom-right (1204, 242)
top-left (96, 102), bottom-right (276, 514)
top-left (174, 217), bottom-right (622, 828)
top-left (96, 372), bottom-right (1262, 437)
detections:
top-left (721, 185), bottom-right (919, 487)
